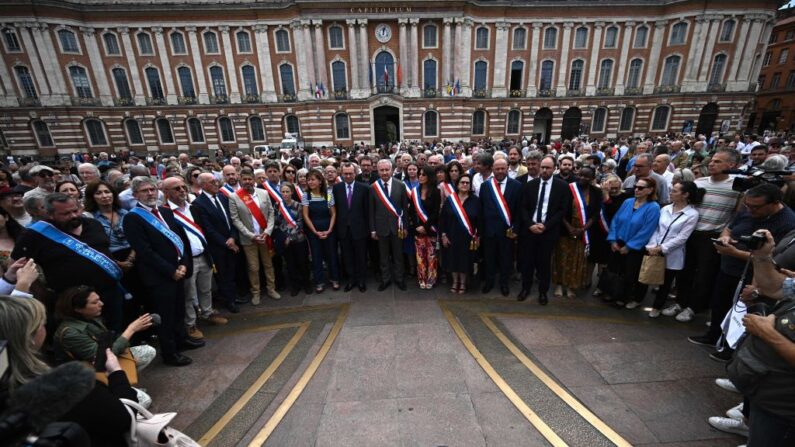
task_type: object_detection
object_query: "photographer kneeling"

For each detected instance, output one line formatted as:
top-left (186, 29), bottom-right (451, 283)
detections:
top-left (728, 229), bottom-right (795, 446)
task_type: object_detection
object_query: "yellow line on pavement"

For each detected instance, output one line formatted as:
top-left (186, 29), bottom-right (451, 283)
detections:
top-left (204, 321), bottom-right (307, 339)
top-left (439, 302), bottom-right (569, 447)
top-left (247, 303), bottom-right (350, 446)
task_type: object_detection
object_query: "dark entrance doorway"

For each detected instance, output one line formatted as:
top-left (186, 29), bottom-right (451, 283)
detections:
top-left (696, 103), bottom-right (719, 136)
top-left (373, 106), bottom-right (400, 147)
top-left (758, 111), bottom-right (780, 134)
top-left (533, 108), bottom-right (553, 144)
top-left (561, 107), bottom-right (582, 140)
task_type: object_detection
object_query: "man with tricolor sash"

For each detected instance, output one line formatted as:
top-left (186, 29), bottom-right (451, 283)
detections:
top-left (262, 161), bottom-right (287, 292)
top-left (369, 159), bottom-right (409, 291)
top-left (219, 165), bottom-right (241, 199)
top-left (479, 159), bottom-right (521, 297)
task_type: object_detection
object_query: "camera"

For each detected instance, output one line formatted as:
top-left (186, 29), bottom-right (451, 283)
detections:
top-left (738, 233), bottom-right (766, 250)
top-left (746, 301), bottom-right (771, 316)
top-left (725, 167), bottom-right (789, 192)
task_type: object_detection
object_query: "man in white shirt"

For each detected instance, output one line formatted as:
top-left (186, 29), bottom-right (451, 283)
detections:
top-left (653, 154), bottom-right (675, 190)
top-left (472, 152), bottom-right (494, 196)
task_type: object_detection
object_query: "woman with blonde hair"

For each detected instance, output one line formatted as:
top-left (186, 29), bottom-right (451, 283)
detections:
top-left (0, 295), bottom-right (49, 391)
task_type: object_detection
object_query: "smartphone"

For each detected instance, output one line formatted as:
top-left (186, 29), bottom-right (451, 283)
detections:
top-left (93, 332), bottom-right (114, 372)
top-left (711, 238), bottom-right (726, 246)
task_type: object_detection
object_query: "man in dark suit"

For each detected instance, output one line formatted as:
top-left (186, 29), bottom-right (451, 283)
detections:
top-left (123, 176), bottom-right (202, 367)
top-left (518, 156), bottom-right (571, 304)
top-left (369, 158), bottom-right (409, 291)
top-left (334, 162), bottom-right (369, 292)
top-left (479, 158), bottom-right (522, 297)
top-left (192, 172), bottom-right (240, 313)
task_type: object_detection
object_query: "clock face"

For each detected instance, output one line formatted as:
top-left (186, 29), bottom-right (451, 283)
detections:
top-left (375, 24), bottom-right (392, 43)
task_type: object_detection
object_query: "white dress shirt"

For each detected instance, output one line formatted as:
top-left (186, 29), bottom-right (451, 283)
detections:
top-left (168, 200), bottom-right (204, 257)
top-left (645, 204), bottom-right (699, 270)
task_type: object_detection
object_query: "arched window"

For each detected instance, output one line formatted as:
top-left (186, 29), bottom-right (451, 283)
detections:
top-left (125, 119), bottom-right (144, 145)
top-left (374, 51), bottom-right (395, 90)
top-left (569, 60), bottom-right (584, 90)
top-left (626, 59), bottom-right (643, 89)
top-left (275, 29), bottom-right (290, 52)
top-left (512, 27), bottom-right (526, 50)
top-left (103, 33), bottom-right (120, 55)
top-left (177, 66), bottom-right (195, 98)
top-left (144, 67), bottom-right (164, 99)
top-left (423, 59), bottom-right (437, 90)
top-left (669, 22), bottom-right (687, 45)
top-left (331, 61), bottom-right (347, 92)
top-left (3, 28), bottom-right (21, 52)
top-left (111, 67), bottom-right (132, 100)
top-left (543, 27), bottom-right (557, 49)
top-left (540, 60), bottom-right (554, 90)
top-left (619, 107), bottom-right (635, 132)
top-left (334, 113), bottom-right (350, 139)
top-left (209, 66), bottom-right (227, 98)
top-left (424, 24), bottom-right (438, 48)
top-left (509, 60), bottom-right (524, 91)
top-left (424, 111), bottom-right (438, 137)
top-left (32, 120), bottom-right (54, 147)
top-left (634, 25), bottom-right (648, 48)
top-left (58, 29), bottom-right (79, 53)
top-left (241, 65), bottom-right (258, 97)
top-left (473, 61), bottom-right (487, 91)
top-left (329, 26), bottom-right (344, 49)
top-left (156, 118), bottom-right (174, 143)
top-left (507, 110), bottom-right (521, 135)
top-left (69, 66), bottom-right (92, 98)
top-left (279, 64), bottom-right (295, 96)
top-left (187, 118), bottom-right (204, 143)
top-left (236, 31), bottom-right (251, 52)
top-left (709, 54), bottom-right (727, 87)
top-left (14, 66), bottom-right (37, 98)
top-left (472, 111), bottom-right (486, 135)
top-left (720, 20), bottom-right (735, 42)
top-left (661, 55), bottom-right (681, 86)
top-left (137, 32), bottom-right (153, 55)
top-left (574, 27), bottom-right (588, 49)
top-left (475, 27), bottom-right (489, 49)
top-left (604, 26), bottom-right (618, 48)
top-left (591, 108), bottom-right (607, 133)
top-left (249, 116), bottom-right (265, 142)
top-left (651, 106), bottom-right (671, 131)
top-left (218, 117), bottom-right (235, 142)
top-left (598, 59), bottom-right (613, 89)
top-left (84, 119), bottom-right (108, 146)
top-left (203, 31), bottom-right (219, 53)
top-left (170, 32), bottom-right (186, 54)
top-left (285, 115), bottom-right (300, 136)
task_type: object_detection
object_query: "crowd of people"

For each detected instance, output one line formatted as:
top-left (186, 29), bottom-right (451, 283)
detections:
top-left (0, 129), bottom-right (794, 445)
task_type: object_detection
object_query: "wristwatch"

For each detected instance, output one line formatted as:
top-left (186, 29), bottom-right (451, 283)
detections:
top-left (750, 289), bottom-right (760, 300)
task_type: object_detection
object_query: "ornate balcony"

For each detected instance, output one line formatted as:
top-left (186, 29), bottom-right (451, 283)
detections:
top-left (376, 85), bottom-right (395, 94)
top-left (509, 89), bottom-right (526, 98)
top-left (596, 87), bottom-right (615, 96)
top-left (178, 96), bottom-right (197, 105)
top-left (654, 85), bottom-right (681, 94)
top-left (145, 96), bottom-right (167, 106)
top-left (71, 96), bottom-right (102, 106)
top-left (280, 93), bottom-right (297, 102)
top-left (472, 88), bottom-right (491, 98)
top-left (17, 97), bottom-right (41, 107)
top-left (538, 88), bottom-right (557, 97)
top-left (624, 87), bottom-right (643, 96)
top-left (114, 97), bottom-right (134, 106)
top-left (210, 95), bottom-right (229, 104)
top-left (566, 89), bottom-right (584, 97)
top-left (333, 89), bottom-right (348, 100)
top-left (707, 83), bottom-right (726, 92)
top-left (423, 88), bottom-right (438, 98)
top-left (242, 94), bottom-right (260, 104)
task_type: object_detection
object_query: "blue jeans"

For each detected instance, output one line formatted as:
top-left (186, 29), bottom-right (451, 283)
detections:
top-left (748, 404), bottom-right (795, 446)
top-left (307, 231), bottom-right (339, 286)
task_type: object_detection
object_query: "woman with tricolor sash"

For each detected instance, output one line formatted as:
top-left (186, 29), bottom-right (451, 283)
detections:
top-left (408, 166), bottom-right (441, 289)
top-left (441, 173), bottom-right (480, 294)
top-left (589, 174), bottom-right (629, 298)
top-left (402, 162), bottom-right (420, 277)
top-left (551, 167), bottom-right (602, 298)
top-left (277, 182), bottom-right (312, 297)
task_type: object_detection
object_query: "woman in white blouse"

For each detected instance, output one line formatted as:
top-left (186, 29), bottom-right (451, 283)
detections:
top-left (644, 181), bottom-right (704, 318)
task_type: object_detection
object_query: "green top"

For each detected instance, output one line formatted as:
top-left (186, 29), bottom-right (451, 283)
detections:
top-left (54, 317), bottom-right (130, 362)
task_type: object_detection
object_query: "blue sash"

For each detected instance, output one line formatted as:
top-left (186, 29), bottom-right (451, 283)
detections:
top-left (130, 207), bottom-right (185, 256)
top-left (28, 221), bottom-right (122, 280)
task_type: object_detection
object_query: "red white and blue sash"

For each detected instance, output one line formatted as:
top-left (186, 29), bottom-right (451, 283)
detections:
top-left (489, 177), bottom-right (512, 228)
top-left (373, 179), bottom-right (403, 228)
top-left (447, 193), bottom-right (475, 237)
top-left (404, 180), bottom-right (417, 202)
top-left (598, 209), bottom-right (609, 233)
top-left (411, 185), bottom-right (436, 233)
top-left (295, 186), bottom-right (305, 203)
top-left (569, 183), bottom-right (590, 247)
top-left (130, 207), bottom-right (184, 257)
top-left (263, 181), bottom-right (297, 228)
top-left (441, 182), bottom-right (455, 199)
top-left (169, 206), bottom-right (207, 248)
top-left (219, 184), bottom-right (236, 198)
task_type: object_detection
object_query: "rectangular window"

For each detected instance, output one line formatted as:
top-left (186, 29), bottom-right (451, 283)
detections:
top-left (104, 33), bottom-right (120, 55)
top-left (771, 72), bottom-right (781, 89)
top-left (592, 108), bottom-right (606, 133)
top-left (543, 28), bottom-right (557, 49)
top-left (3, 29), bottom-right (21, 52)
top-left (171, 33), bottom-right (186, 54)
top-left (59, 30), bottom-right (79, 53)
top-left (86, 121), bottom-right (108, 146)
top-left (275, 30), bottom-right (290, 53)
top-left (763, 51), bottom-right (772, 66)
top-left (237, 31), bottom-right (251, 53)
top-left (472, 111), bottom-right (485, 135)
top-left (780, 49), bottom-right (789, 65)
top-left (475, 28), bottom-right (488, 49)
top-left (204, 32), bottom-right (219, 53)
top-left (335, 114), bottom-right (350, 139)
top-left (633, 26), bottom-right (648, 48)
top-left (619, 108), bottom-right (634, 132)
top-left (786, 71), bottom-right (795, 89)
top-left (126, 120), bottom-right (144, 145)
top-left (512, 28), bottom-right (526, 50)
top-left (329, 26), bottom-right (344, 49)
top-left (33, 121), bottom-right (54, 147)
top-left (249, 117), bottom-right (265, 141)
top-left (423, 25), bottom-right (437, 48)
top-left (651, 107), bottom-right (669, 131)
top-left (137, 33), bottom-right (154, 55)
top-left (574, 27), bottom-right (588, 49)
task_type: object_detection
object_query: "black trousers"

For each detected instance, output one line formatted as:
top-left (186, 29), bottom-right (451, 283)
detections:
top-left (378, 233), bottom-right (404, 283)
top-left (677, 230), bottom-right (722, 311)
top-left (608, 248), bottom-right (648, 303)
top-left (706, 271), bottom-right (742, 341)
top-left (483, 233), bottom-right (515, 288)
top-left (209, 245), bottom-right (237, 307)
top-left (521, 232), bottom-right (556, 293)
top-left (283, 239), bottom-right (310, 291)
top-left (149, 280), bottom-right (187, 358)
top-left (340, 232), bottom-right (368, 285)
top-left (652, 268), bottom-right (686, 310)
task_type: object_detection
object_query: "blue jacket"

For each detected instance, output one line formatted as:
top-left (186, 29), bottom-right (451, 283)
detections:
top-left (607, 198), bottom-right (660, 251)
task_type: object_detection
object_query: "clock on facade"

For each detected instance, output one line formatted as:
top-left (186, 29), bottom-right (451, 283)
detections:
top-left (375, 23), bottom-right (392, 43)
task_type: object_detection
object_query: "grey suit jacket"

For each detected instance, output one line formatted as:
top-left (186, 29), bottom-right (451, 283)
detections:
top-left (369, 178), bottom-right (408, 237)
top-left (228, 188), bottom-right (276, 245)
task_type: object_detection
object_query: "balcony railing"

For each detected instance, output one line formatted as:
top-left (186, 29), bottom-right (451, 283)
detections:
top-left (17, 97), bottom-right (41, 107)
top-left (145, 96), bottom-right (167, 106)
top-left (376, 85), bottom-right (395, 94)
top-left (509, 89), bottom-right (526, 98)
top-left (707, 83), bottom-right (726, 92)
top-left (624, 87), bottom-right (643, 96)
top-left (472, 88), bottom-right (491, 98)
top-left (567, 89), bottom-right (584, 97)
top-left (210, 95), bottom-right (229, 104)
top-left (71, 96), bottom-right (102, 106)
top-left (242, 94), bottom-right (260, 104)
top-left (178, 96), bottom-right (197, 105)
top-left (423, 88), bottom-right (438, 98)
top-left (538, 88), bottom-right (557, 97)
top-left (331, 89), bottom-right (348, 100)
top-left (654, 85), bottom-right (681, 94)
top-left (596, 87), bottom-right (615, 96)
top-left (280, 93), bottom-right (297, 102)
top-left (114, 97), bottom-right (134, 106)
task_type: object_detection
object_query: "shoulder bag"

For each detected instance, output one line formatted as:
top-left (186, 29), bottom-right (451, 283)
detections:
top-left (121, 398), bottom-right (200, 447)
top-left (638, 212), bottom-right (684, 286)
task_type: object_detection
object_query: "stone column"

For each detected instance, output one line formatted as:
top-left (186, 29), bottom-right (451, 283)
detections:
top-left (313, 20), bottom-right (328, 95)
top-left (254, 25), bottom-right (277, 102)
top-left (186, 26), bottom-right (209, 104)
top-left (585, 22), bottom-right (604, 96)
top-left (442, 18), bottom-right (453, 88)
top-left (0, 55), bottom-right (15, 107)
top-left (291, 21), bottom-right (311, 100)
top-left (408, 18), bottom-right (420, 96)
top-left (358, 19), bottom-right (370, 93)
top-left (458, 18), bottom-right (473, 96)
top-left (219, 26), bottom-right (241, 103)
top-left (556, 22), bottom-right (573, 96)
top-left (398, 19), bottom-right (408, 92)
top-left (346, 20), bottom-right (362, 97)
top-left (80, 27), bottom-right (113, 105)
top-left (119, 27), bottom-right (146, 105)
top-left (16, 24), bottom-right (51, 100)
top-left (526, 22), bottom-right (541, 96)
top-left (492, 22), bottom-right (510, 97)
top-left (735, 16), bottom-right (765, 90)
top-left (697, 16), bottom-right (723, 87)
top-left (643, 20), bottom-right (667, 94)
top-left (30, 23), bottom-right (68, 104)
top-left (453, 19), bottom-right (461, 88)
top-left (615, 21), bottom-right (635, 95)
top-left (152, 27), bottom-right (178, 104)
top-left (302, 20), bottom-right (316, 95)
top-left (726, 17), bottom-right (751, 89)
top-left (682, 17), bottom-right (706, 91)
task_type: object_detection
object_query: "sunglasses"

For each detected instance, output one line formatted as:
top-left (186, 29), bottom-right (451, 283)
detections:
top-left (634, 185), bottom-right (651, 190)
top-left (38, 172), bottom-right (54, 177)
top-left (285, 170), bottom-right (295, 174)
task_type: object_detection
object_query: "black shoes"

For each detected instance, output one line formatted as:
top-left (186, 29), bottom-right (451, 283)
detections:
top-left (481, 284), bottom-right (493, 294)
top-left (344, 283), bottom-right (355, 292)
top-left (304, 285), bottom-right (314, 295)
top-left (396, 281), bottom-right (406, 291)
top-left (710, 349), bottom-right (733, 363)
top-left (538, 292), bottom-right (548, 306)
top-left (225, 302), bottom-right (240, 313)
top-left (290, 288), bottom-right (300, 297)
top-left (500, 286), bottom-right (510, 297)
top-left (378, 281), bottom-right (392, 291)
top-left (517, 289), bottom-right (529, 301)
top-left (179, 337), bottom-right (205, 350)
top-left (688, 335), bottom-right (718, 347)
top-left (358, 283), bottom-right (367, 292)
top-left (163, 353), bottom-right (192, 367)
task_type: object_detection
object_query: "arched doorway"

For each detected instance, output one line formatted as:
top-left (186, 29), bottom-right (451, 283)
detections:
top-left (561, 107), bottom-right (582, 140)
top-left (373, 105), bottom-right (400, 146)
top-left (696, 103), bottom-right (719, 136)
top-left (533, 108), bottom-right (553, 144)
top-left (374, 51), bottom-right (395, 94)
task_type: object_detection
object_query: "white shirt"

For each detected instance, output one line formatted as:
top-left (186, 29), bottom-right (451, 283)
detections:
top-left (473, 172), bottom-right (491, 197)
top-left (645, 204), bottom-right (699, 270)
top-left (534, 179), bottom-right (551, 224)
top-left (248, 193), bottom-right (263, 235)
top-left (168, 200), bottom-right (204, 257)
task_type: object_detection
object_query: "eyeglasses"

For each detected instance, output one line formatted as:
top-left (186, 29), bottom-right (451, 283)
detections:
top-left (744, 201), bottom-right (770, 210)
top-left (285, 170), bottom-right (295, 174)
top-left (38, 172), bottom-right (54, 178)
top-left (634, 185), bottom-right (651, 190)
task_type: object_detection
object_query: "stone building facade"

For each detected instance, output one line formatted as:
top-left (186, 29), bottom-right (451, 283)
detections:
top-left (752, 6), bottom-right (795, 135)
top-left (0, 0), bottom-right (782, 157)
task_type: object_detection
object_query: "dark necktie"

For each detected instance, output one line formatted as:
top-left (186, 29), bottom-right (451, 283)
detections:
top-left (213, 195), bottom-right (230, 229)
top-left (151, 207), bottom-right (162, 222)
top-left (347, 184), bottom-right (353, 208)
top-left (536, 181), bottom-right (546, 223)
top-left (382, 180), bottom-right (389, 198)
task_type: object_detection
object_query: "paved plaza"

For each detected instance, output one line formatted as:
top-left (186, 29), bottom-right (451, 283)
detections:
top-left (140, 282), bottom-right (744, 447)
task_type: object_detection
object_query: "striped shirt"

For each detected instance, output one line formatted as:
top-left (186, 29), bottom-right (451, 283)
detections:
top-left (694, 176), bottom-right (740, 232)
